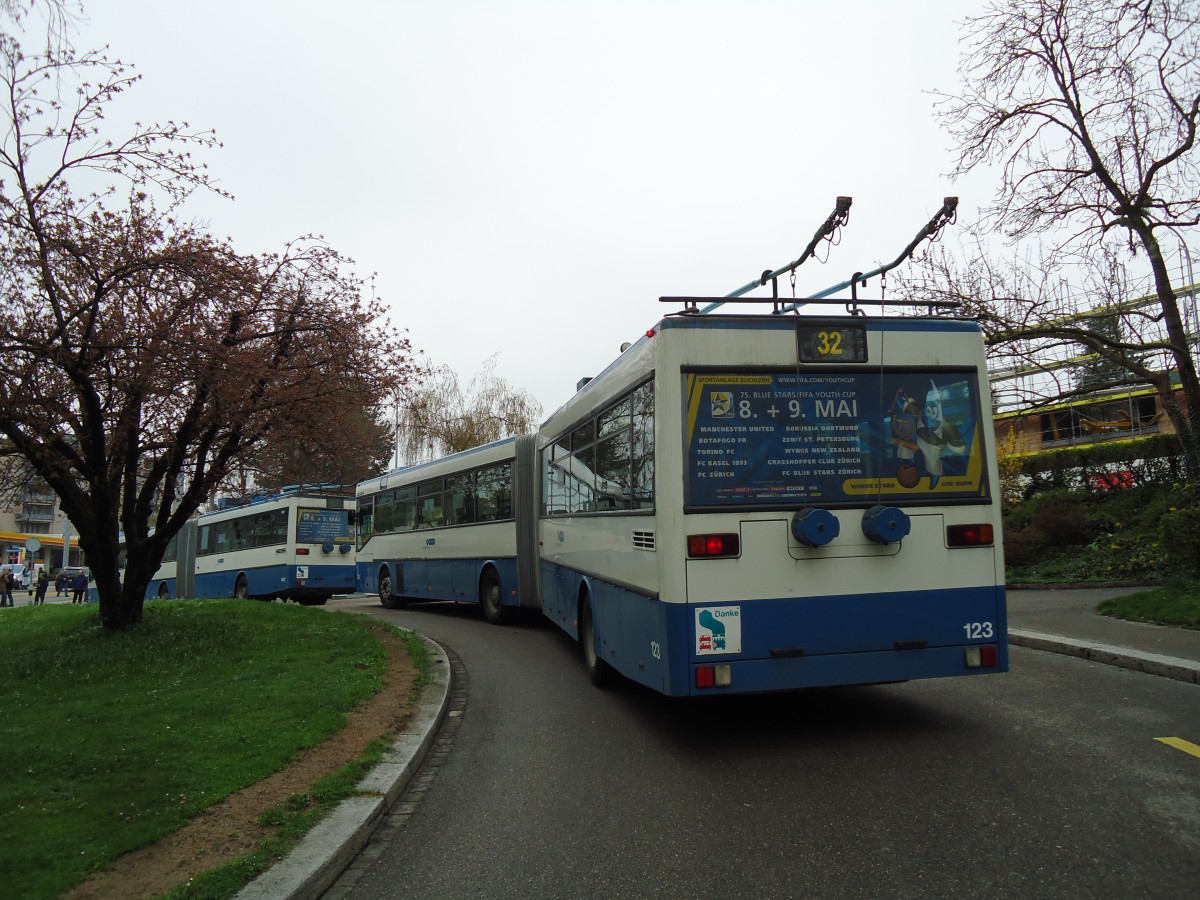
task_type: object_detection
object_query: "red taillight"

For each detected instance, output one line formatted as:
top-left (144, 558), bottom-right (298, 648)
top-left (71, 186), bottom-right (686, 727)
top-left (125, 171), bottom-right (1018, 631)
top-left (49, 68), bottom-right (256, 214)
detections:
top-left (965, 645), bottom-right (999, 668)
top-left (694, 664), bottom-right (732, 688)
top-left (947, 523), bottom-right (994, 547)
top-left (296, 547), bottom-right (310, 555)
top-left (687, 533), bottom-right (740, 558)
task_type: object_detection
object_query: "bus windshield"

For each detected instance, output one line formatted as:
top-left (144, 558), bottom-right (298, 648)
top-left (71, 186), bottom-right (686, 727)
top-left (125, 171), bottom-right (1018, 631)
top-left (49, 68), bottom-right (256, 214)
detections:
top-left (683, 369), bottom-right (990, 509)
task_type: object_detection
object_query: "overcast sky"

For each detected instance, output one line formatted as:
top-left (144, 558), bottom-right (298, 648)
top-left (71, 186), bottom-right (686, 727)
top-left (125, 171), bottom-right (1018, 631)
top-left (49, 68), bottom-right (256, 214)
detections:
top-left (72, 0), bottom-right (994, 419)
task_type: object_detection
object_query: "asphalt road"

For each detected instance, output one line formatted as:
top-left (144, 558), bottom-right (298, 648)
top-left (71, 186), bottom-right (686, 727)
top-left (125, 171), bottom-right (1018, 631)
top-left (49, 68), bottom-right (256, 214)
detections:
top-left (324, 595), bottom-right (1200, 900)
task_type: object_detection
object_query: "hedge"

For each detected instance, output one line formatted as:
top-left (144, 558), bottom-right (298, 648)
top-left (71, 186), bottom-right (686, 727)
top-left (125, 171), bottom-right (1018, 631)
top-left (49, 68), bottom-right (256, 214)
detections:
top-left (1001, 432), bottom-right (1186, 493)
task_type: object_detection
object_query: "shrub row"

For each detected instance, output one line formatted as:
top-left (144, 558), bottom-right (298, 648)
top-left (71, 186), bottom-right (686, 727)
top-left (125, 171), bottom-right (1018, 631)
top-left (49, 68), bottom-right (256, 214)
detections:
top-left (1002, 481), bottom-right (1198, 582)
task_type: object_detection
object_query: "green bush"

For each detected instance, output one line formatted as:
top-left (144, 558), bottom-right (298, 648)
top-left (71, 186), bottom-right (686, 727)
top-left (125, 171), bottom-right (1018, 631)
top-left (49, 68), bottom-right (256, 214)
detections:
top-left (1032, 499), bottom-right (1095, 545)
top-left (1003, 528), bottom-right (1046, 569)
top-left (1098, 533), bottom-right (1167, 580)
top-left (1003, 481), bottom-right (1189, 584)
top-left (1160, 504), bottom-right (1200, 576)
top-left (1003, 486), bottom-right (1087, 532)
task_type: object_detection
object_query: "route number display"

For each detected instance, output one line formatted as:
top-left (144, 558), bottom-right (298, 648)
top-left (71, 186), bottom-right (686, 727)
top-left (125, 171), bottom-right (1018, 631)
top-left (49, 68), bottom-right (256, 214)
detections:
top-left (796, 324), bottom-right (867, 363)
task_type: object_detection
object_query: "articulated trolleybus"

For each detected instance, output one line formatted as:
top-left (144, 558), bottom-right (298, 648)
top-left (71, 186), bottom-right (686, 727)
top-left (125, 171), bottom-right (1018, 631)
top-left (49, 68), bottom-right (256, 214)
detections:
top-left (145, 487), bottom-right (357, 604)
top-left (357, 305), bottom-right (1006, 696)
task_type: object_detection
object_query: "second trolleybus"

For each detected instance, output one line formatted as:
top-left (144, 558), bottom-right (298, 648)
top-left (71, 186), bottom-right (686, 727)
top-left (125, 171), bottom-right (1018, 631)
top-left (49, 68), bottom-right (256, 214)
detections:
top-left (134, 487), bottom-right (357, 604)
top-left (356, 306), bottom-right (1007, 696)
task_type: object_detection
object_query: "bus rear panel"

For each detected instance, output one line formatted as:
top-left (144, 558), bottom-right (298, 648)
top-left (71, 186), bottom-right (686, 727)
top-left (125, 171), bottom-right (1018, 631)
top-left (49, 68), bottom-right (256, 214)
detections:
top-left (537, 313), bottom-right (1006, 696)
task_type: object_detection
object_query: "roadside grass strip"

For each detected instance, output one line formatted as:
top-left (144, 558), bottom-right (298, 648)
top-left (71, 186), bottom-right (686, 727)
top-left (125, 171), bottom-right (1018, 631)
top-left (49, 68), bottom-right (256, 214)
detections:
top-left (0, 600), bottom-right (388, 899)
top-left (1096, 579), bottom-right (1200, 630)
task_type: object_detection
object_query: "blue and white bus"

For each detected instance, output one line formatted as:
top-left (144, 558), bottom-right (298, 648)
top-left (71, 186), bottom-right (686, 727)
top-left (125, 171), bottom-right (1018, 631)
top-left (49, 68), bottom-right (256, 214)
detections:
top-left (355, 437), bottom-right (527, 623)
top-left (136, 488), bottom-right (357, 604)
top-left (133, 523), bottom-right (193, 600)
top-left (358, 308), bottom-right (1007, 696)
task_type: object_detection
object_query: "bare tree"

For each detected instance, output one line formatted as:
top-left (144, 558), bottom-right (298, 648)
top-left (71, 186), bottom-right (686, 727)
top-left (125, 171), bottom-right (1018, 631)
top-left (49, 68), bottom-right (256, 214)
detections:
top-left (236, 400), bottom-right (396, 495)
top-left (906, 239), bottom-right (1178, 414)
top-left (395, 355), bottom-right (541, 465)
top-left (925, 0), bottom-right (1200, 474)
top-left (1, 0), bottom-right (76, 49)
top-left (0, 31), bottom-right (416, 628)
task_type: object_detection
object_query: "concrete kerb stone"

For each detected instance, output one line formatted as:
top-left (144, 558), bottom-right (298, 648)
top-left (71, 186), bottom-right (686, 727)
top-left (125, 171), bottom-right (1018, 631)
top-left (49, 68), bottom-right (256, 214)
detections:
top-left (1009, 628), bottom-right (1200, 685)
top-left (236, 633), bottom-right (452, 900)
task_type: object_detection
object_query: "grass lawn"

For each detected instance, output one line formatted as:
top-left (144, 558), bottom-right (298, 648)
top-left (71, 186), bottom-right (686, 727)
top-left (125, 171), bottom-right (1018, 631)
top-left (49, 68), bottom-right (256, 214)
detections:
top-left (0, 599), bottom-right (423, 899)
top-left (1097, 577), bottom-right (1200, 629)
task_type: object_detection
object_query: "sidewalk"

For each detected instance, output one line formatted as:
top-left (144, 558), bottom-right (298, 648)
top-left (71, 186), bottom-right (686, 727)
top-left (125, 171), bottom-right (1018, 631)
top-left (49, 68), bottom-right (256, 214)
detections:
top-left (1007, 585), bottom-right (1200, 685)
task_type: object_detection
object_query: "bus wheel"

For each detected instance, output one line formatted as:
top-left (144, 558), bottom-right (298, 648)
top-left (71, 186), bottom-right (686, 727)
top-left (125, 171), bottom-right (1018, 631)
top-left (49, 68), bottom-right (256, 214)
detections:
top-left (580, 592), bottom-right (612, 687)
top-left (480, 570), bottom-right (510, 625)
top-left (378, 569), bottom-right (405, 610)
top-left (234, 576), bottom-right (249, 600)
top-left (157, 583), bottom-right (168, 600)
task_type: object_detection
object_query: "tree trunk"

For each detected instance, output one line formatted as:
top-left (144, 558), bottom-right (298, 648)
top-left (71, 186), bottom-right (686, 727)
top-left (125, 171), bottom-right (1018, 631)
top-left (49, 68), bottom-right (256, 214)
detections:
top-left (78, 517), bottom-right (144, 630)
top-left (1145, 231), bottom-right (1200, 479)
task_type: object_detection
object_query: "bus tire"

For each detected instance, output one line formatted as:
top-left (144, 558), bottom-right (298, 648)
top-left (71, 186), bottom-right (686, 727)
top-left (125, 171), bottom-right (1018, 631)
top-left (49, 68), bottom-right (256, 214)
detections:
top-left (157, 583), bottom-right (169, 600)
top-left (480, 569), bottom-right (510, 625)
top-left (580, 591), bottom-right (612, 687)
top-left (378, 568), bottom-right (405, 610)
top-left (234, 576), bottom-right (249, 600)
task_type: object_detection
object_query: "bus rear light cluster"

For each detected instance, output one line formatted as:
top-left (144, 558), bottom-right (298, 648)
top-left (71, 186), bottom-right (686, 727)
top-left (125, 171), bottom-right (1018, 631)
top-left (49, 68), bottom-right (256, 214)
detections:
top-left (946, 523), bottom-right (994, 547)
top-left (687, 533), bottom-right (741, 558)
top-left (965, 645), bottom-right (998, 668)
top-left (296, 547), bottom-right (311, 555)
top-left (695, 664), bottom-right (732, 688)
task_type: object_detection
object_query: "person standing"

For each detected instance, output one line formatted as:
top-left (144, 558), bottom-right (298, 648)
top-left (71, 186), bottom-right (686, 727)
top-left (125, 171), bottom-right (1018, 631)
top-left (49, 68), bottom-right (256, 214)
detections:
top-left (71, 570), bottom-right (88, 604)
top-left (55, 570), bottom-right (68, 597)
top-left (0, 568), bottom-right (11, 607)
top-left (34, 569), bottom-right (49, 605)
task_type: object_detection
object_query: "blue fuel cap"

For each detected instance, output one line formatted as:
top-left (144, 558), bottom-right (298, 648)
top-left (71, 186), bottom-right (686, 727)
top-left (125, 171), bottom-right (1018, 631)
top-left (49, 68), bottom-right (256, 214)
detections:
top-left (791, 508), bottom-right (840, 547)
top-left (861, 505), bottom-right (911, 544)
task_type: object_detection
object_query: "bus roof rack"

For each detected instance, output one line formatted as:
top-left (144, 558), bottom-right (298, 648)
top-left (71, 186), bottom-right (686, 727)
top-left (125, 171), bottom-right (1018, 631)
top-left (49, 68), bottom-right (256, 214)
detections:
top-left (659, 295), bottom-right (963, 317)
top-left (215, 483), bottom-right (353, 511)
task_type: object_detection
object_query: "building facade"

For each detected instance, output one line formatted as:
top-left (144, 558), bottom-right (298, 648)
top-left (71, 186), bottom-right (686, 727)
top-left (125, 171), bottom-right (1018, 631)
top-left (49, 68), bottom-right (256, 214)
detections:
top-left (0, 471), bottom-right (83, 572)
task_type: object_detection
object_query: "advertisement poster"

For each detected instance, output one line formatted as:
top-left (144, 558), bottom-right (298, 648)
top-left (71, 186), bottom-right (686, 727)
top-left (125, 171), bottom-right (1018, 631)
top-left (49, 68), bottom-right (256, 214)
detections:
top-left (683, 371), bottom-right (989, 508)
top-left (296, 508), bottom-right (352, 544)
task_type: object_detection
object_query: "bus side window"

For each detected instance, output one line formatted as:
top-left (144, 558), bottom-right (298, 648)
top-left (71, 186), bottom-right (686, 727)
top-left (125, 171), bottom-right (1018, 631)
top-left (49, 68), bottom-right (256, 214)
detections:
top-left (542, 443), bottom-right (570, 515)
top-left (631, 380), bottom-right (655, 508)
top-left (357, 501), bottom-right (374, 550)
top-left (446, 474), bottom-right (473, 525)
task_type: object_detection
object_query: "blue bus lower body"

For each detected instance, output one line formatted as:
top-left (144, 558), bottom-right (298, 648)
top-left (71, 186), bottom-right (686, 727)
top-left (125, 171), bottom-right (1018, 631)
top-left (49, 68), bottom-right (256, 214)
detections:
top-left (191, 564), bottom-right (355, 603)
top-left (357, 557), bottom-right (521, 608)
top-left (144, 578), bottom-right (179, 601)
top-left (540, 561), bottom-right (1007, 697)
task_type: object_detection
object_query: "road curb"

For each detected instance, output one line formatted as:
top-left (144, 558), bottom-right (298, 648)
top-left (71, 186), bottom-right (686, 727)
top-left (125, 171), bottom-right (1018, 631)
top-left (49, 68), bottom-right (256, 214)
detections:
top-left (1009, 628), bottom-right (1200, 685)
top-left (236, 632), bottom-right (452, 900)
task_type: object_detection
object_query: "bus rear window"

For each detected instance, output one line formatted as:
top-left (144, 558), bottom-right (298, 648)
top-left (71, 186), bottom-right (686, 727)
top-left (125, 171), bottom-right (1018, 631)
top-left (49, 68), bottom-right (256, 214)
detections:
top-left (683, 370), bottom-right (990, 509)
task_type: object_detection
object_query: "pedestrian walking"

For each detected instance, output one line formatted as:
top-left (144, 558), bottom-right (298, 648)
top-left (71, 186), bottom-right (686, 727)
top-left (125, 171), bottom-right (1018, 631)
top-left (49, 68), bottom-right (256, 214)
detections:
top-left (71, 571), bottom-right (88, 604)
top-left (0, 567), bottom-right (12, 607)
top-left (34, 569), bottom-right (49, 605)
top-left (55, 571), bottom-right (68, 597)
